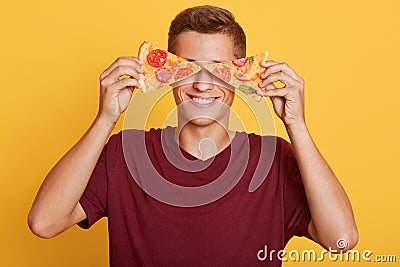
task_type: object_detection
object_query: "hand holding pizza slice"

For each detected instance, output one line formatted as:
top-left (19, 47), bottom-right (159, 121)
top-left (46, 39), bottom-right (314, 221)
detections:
top-left (138, 42), bottom-right (201, 92)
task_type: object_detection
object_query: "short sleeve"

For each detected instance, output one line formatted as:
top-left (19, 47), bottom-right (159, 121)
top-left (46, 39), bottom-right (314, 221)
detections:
top-left (281, 139), bottom-right (313, 243)
top-left (77, 133), bottom-right (121, 229)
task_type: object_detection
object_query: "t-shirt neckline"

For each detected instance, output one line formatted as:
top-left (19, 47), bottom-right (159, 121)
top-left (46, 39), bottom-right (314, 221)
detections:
top-left (162, 126), bottom-right (238, 163)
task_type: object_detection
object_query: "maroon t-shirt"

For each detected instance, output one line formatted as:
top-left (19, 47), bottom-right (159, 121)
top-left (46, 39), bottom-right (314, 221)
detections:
top-left (78, 126), bottom-right (313, 266)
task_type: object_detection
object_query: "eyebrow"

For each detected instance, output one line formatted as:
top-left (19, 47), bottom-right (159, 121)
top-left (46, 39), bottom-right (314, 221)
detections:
top-left (185, 58), bottom-right (223, 63)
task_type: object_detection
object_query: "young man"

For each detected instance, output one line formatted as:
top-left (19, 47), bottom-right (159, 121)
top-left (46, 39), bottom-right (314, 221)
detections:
top-left (28, 5), bottom-right (358, 266)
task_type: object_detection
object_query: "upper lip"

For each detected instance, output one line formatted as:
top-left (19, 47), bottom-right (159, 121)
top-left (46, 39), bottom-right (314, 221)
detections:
top-left (188, 94), bottom-right (220, 99)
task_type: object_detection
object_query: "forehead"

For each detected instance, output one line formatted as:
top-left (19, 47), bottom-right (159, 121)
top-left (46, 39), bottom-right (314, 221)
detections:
top-left (174, 31), bottom-right (236, 62)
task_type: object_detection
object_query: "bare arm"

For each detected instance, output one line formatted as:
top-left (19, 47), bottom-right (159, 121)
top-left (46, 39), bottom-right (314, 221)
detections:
top-left (28, 57), bottom-right (143, 238)
top-left (286, 123), bottom-right (358, 251)
top-left (258, 61), bottom-right (358, 251)
top-left (28, 118), bottom-right (115, 238)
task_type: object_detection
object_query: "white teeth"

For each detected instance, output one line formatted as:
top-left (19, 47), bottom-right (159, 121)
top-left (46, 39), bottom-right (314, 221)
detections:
top-left (192, 97), bottom-right (214, 105)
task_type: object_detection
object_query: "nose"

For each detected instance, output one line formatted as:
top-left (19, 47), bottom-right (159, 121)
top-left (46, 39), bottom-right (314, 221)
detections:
top-left (193, 81), bottom-right (214, 92)
top-left (192, 68), bottom-right (215, 92)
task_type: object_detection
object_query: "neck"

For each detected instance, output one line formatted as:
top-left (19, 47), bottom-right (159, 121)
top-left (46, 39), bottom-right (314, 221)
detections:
top-left (175, 118), bottom-right (235, 160)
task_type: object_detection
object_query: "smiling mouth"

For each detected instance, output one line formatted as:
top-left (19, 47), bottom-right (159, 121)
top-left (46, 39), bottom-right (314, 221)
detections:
top-left (188, 95), bottom-right (221, 106)
top-left (192, 97), bottom-right (215, 105)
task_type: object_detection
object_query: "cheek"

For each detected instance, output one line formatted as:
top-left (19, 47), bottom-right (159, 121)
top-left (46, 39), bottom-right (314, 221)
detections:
top-left (223, 88), bottom-right (235, 106)
top-left (173, 84), bottom-right (193, 104)
top-left (172, 87), bottom-right (182, 105)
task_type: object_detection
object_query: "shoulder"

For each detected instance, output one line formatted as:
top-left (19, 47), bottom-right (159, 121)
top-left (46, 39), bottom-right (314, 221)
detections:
top-left (244, 132), bottom-right (292, 155)
top-left (102, 128), bottom-right (159, 174)
top-left (104, 128), bottom-right (149, 159)
top-left (109, 127), bottom-right (169, 157)
top-left (241, 132), bottom-right (294, 169)
top-left (110, 127), bottom-right (164, 143)
top-left (247, 133), bottom-right (297, 176)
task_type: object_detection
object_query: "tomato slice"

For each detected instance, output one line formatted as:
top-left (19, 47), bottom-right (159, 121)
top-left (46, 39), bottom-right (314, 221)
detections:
top-left (233, 57), bottom-right (248, 67)
top-left (147, 49), bottom-right (167, 68)
top-left (212, 65), bottom-right (231, 83)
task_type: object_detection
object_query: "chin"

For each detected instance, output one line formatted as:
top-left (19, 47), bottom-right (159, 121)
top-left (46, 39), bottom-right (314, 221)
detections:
top-left (178, 103), bottom-right (231, 128)
top-left (188, 117), bottom-right (217, 127)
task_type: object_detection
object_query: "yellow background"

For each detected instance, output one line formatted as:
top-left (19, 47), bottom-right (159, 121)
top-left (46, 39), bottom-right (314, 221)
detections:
top-left (1, 0), bottom-right (399, 266)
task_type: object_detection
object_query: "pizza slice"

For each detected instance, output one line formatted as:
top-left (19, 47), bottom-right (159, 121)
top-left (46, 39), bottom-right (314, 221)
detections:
top-left (138, 41), bottom-right (201, 92)
top-left (204, 51), bottom-right (269, 99)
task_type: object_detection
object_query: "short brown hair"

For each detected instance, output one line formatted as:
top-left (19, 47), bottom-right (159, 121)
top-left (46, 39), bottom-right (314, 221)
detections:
top-left (168, 5), bottom-right (246, 59)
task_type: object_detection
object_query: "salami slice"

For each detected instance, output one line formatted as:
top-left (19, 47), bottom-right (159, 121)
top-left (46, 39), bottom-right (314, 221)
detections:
top-left (155, 68), bottom-right (172, 83)
top-left (212, 65), bottom-right (231, 83)
top-left (174, 67), bottom-right (194, 81)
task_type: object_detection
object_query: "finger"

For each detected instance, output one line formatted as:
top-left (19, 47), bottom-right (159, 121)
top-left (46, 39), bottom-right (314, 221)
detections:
top-left (259, 71), bottom-right (301, 88)
top-left (257, 87), bottom-right (291, 97)
top-left (107, 77), bottom-right (141, 92)
top-left (257, 83), bottom-right (276, 91)
top-left (100, 57), bottom-right (144, 80)
top-left (260, 61), bottom-right (279, 77)
top-left (261, 61), bottom-right (304, 84)
top-left (102, 65), bottom-right (141, 86)
top-left (261, 60), bottom-right (280, 68)
top-left (256, 83), bottom-right (279, 96)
